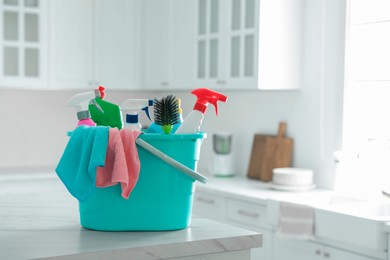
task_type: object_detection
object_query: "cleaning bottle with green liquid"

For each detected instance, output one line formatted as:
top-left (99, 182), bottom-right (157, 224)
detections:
top-left (89, 86), bottom-right (123, 129)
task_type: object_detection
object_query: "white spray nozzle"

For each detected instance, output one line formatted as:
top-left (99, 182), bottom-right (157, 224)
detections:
top-left (120, 99), bottom-right (153, 130)
top-left (67, 91), bottom-right (95, 112)
top-left (67, 91), bottom-right (97, 121)
top-left (121, 99), bottom-right (153, 118)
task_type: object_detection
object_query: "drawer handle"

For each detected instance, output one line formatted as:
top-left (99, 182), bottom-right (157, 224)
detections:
top-left (197, 197), bottom-right (215, 204)
top-left (237, 210), bottom-right (259, 218)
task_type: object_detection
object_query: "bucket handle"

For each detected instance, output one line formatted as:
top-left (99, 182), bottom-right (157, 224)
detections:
top-left (136, 138), bottom-right (208, 184)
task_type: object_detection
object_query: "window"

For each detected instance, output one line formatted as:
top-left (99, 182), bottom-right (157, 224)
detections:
top-left (339, 0), bottom-right (390, 197)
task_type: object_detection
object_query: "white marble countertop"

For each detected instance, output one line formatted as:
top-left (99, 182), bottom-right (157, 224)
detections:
top-left (196, 174), bottom-right (337, 205)
top-left (0, 173), bottom-right (261, 260)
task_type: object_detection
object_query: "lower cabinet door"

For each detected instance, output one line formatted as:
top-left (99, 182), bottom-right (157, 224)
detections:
top-left (273, 236), bottom-right (322, 260)
top-left (273, 237), bottom-right (380, 260)
top-left (324, 246), bottom-right (379, 260)
top-left (193, 191), bottom-right (226, 222)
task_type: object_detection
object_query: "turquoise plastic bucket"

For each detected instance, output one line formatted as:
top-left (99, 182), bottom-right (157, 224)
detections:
top-left (79, 132), bottom-right (205, 231)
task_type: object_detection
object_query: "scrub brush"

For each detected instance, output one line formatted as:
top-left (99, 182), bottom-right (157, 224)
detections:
top-left (153, 95), bottom-right (180, 134)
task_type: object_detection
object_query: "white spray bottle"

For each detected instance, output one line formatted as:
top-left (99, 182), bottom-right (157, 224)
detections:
top-left (68, 91), bottom-right (103, 127)
top-left (176, 88), bottom-right (228, 134)
top-left (121, 99), bottom-right (154, 131)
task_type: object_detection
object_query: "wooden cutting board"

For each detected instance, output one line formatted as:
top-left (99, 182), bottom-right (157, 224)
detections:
top-left (247, 122), bottom-right (293, 181)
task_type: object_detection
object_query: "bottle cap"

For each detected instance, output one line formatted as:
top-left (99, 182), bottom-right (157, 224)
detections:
top-left (126, 114), bottom-right (138, 123)
top-left (77, 110), bottom-right (90, 120)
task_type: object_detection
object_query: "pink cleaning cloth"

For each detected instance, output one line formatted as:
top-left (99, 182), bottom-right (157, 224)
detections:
top-left (96, 128), bottom-right (142, 199)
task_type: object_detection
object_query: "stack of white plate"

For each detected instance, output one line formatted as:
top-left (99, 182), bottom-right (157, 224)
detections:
top-left (270, 167), bottom-right (316, 191)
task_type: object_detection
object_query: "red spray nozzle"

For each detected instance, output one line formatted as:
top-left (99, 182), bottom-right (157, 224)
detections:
top-left (98, 86), bottom-right (106, 99)
top-left (191, 88), bottom-right (228, 115)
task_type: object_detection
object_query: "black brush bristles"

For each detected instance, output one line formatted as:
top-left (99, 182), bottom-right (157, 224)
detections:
top-left (153, 95), bottom-right (180, 134)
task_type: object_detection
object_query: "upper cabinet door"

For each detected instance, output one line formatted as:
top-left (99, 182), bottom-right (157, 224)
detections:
top-left (140, 0), bottom-right (196, 90)
top-left (140, 0), bottom-right (171, 90)
top-left (228, 0), bottom-right (258, 88)
top-left (195, 0), bottom-right (259, 89)
top-left (169, 0), bottom-right (197, 90)
top-left (195, 0), bottom-right (303, 90)
top-left (48, 0), bottom-right (94, 89)
top-left (195, 0), bottom-right (225, 88)
top-left (94, 0), bottom-right (140, 90)
top-left (0, 0), bottom-right (47, 88)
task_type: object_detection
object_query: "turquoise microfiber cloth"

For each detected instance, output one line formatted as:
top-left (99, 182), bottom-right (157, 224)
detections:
top-left (56, 125), bottom-right (109, 202)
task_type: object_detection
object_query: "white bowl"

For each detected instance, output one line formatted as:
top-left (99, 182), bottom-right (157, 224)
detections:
top-left (272, 167), bottom-right (313, 186)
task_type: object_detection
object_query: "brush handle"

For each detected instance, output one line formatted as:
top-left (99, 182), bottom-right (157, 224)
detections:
top-left (136, 138), bottom-right (208, 184)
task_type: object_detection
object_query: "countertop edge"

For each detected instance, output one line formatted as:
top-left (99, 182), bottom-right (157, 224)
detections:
top-left (45, 234), bottom-right (262, 260)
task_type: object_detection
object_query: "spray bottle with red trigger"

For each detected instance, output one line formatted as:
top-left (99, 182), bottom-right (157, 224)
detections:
top-left (176, 88), bottom-right (228, 134)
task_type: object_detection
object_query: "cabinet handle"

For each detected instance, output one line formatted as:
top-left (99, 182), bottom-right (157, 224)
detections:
top-left (216, 80), bottom-right (226, 85)
top-left (197, 197), bottom-right (215, 204)
top-left (161, 81), bottom-right (169, 86)
top-left (315, 249), bottom-right (322, 255)
top-left (237, 210), bottom-right (259, 218)
top-left (324, 252), bottom-right (330, 258)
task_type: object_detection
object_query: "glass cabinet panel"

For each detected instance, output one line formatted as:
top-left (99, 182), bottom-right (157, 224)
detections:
top-left (4, 0), bottom-right (18, 6)
top-left (198, 40), bottom-right (206, 78)
top-left (4, 12), bottom-right (19, 40)
top-left (24, 13), bottom-right (38, 42)
top-left (209, 39), bottom-right (218, 78)
top-left (24, 0), bottom-right (38, 7)
top-left (210, 0), bottom-right (219, 33)
top-left (231, 36), bottom-right (240, 77)
top-left (4, 47), bottom-right (18, 75)
top-left (232, 0), bottom-right (241, 30)
top-left (25, 48), bottom-right (38, 76)
top-left (245, 0), bottom-right (255, 28)
top-left (198, 0), bottom-right (206, 35)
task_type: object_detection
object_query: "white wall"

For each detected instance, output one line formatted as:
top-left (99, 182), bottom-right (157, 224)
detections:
top-left (0, 0), bottom-right (346, 189)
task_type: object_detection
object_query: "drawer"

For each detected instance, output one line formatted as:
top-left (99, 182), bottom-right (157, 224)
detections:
top-left (193, 192), bottom-right (226, 222)
top-left (226, 198), bottom-right (267, 229)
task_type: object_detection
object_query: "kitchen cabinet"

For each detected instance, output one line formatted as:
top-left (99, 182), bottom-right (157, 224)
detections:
top-left (193, 191), bottom-right (273, 260)
top-left (194, 0), bottom-right (303, 90)
top-left (93, 0), bottom-right (139, 89)
top-left (1, 0), bottom-right (303, 91)
top-left (140, 0), bottom-right (196, 90)
top-left (195, 0), bottom-right (258, 89)
top-left (273, 237), bottom-right (379, 260)
top-left (48, 0), bottom-right (94, 89)
top-left (192, 176), bottom-right (385, 260)
top-left (50, 0), bottom-right (140, 90)
top-left (0, 0), bottom-right (47, 88)
top-left (193, 191), bottom-right (226, 222)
